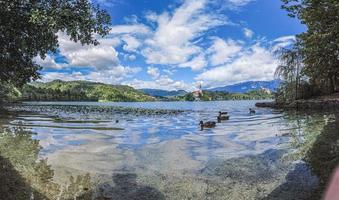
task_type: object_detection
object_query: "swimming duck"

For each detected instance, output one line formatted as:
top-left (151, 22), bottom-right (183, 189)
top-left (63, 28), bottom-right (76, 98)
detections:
top-left (249, 108), bottom-right (256, 114)
top-left (200, 121), bottom-right (216, 131)
top-left (217, 111), bottom-right (230, 122)
top-left (218, 115), bottom-right (230, 122)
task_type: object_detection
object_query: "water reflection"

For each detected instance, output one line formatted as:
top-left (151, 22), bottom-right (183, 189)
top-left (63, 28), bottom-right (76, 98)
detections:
top-left (0, 127), bottom-right (165, 200)
top-left (2, 101), bottom-right (339, 199)
top-left (304, 113), bottom-right (339, 199)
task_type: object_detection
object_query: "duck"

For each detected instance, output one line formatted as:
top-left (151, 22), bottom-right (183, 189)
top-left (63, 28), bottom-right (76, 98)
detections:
top-left (249, 108), bottom-right (256, 114)
top-left (217, 111), bottom-right (230, 122)
top-left (199, 121), bottom-right (216, 131)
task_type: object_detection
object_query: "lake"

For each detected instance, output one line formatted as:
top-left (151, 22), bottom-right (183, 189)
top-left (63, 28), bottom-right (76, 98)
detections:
top-left (0, 100), bottom-right (337, 199)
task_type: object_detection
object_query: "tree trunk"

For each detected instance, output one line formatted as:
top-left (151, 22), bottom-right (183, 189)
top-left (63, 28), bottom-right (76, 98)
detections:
top-left (330, 75), bottom-right (336, 94)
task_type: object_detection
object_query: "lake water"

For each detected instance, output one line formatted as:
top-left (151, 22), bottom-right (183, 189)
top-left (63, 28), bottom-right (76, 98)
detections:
top-left (0, 100), bottom-right (337, 199)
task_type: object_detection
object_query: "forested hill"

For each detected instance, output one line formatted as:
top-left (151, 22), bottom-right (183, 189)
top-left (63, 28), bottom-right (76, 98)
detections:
top-left (20, 80), bottom-right (155, 102)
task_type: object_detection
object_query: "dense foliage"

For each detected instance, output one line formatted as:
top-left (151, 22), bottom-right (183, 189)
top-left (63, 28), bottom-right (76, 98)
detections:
top-left (19, 80), bottom-right (155, 102)
top-left (277, 0), bottom-right (339, 103)
top-left (0, 0), bottom-right (110, 87)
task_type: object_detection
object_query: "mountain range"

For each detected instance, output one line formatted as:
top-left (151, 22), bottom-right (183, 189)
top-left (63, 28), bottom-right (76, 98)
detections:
top-left (140, 80), bottom-right (281, 97)
top-left (208, 80), bottom-right (281, 93)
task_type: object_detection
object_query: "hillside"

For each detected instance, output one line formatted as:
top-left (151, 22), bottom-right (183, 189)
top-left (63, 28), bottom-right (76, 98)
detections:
top-left (140, 89), bottom-right (187, 97)
top-left (20, 80), bottom-right (155, 102)
top-left (208, 80), bottom-right (280, 93)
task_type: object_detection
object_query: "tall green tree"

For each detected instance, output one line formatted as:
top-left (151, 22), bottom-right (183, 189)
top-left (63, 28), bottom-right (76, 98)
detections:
top-left (281, 0), bottom-right (339, 94)
top-left (275, 47), bottom-right (303, 102)
top-left (0, 0), bottom-right (111, 86)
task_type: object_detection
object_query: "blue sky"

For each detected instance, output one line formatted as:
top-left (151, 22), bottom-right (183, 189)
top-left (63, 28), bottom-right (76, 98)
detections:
top-left (36, 0), bottom-right (305, 91)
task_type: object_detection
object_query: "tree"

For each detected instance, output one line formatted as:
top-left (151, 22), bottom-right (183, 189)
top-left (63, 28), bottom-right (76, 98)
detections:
top-left (275, 47), bottom-right (303, 102)
top-left (0, 0), bottom-right (111, 86)
top-left (281, 0), bottom-right (339, 94)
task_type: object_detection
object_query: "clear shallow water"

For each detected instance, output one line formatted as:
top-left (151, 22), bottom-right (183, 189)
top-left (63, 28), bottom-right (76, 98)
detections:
top-left (0, 101), bottom-right (336, 199)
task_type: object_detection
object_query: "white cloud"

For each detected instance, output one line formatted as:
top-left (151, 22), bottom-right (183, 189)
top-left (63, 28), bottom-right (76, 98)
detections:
top-left (147, 66), bottom-right (160, 79)
top-left (126, 75), bottom-right (193, 91)
top-left (57, 32), bottom-right (121, 70)
top-left (141, 0), bottom-right (228, 67)
top-left (145, 11), bottom-right (158, 22)
top-left (128, 54), bottom-right (136, 61)
top-left (207, 37), bottom-right (242, 66)
top-left (272, 35), bottom-right (296, 51)
top-left (41, 72), bottom-right (86, 82)
top-left (85, 66), bottom-right (141, 83)
top-left (224, 0), bottom-right (254, 8)
top-left (34, 55), bottom-right (64, 69)
top-left (243, 28), bottom-right (254, 38)
top-left (42, 65), bottom-right (141, 84)
top-left (196, 43), bottom-right (278, 88)
top-left (109, 24), bottom-right (152, 35)
top-left (179, 54), bottom-right (207, 71)
top-left (121, 35), bottom-right (141, 52)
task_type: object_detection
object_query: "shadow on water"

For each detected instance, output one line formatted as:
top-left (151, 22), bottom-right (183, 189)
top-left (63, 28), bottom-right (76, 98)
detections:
top-left (265, 112), bottom-right (339, 200)
top-left (0, 155), bottom-right (47, 200)
top-left (305, 113), bottom-right (339, 199)
top-left (78, 173), bottom-right (165, 200)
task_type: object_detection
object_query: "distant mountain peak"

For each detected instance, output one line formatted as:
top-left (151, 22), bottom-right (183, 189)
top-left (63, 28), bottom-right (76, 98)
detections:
top-left (208, 80), bottom-right (281, 93)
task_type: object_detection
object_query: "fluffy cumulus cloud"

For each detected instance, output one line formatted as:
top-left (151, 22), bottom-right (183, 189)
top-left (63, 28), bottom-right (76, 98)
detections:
top-left (57, 32), bottom-right (121, 70)
top-left (147, 66), bottom-right (160, 79)
top-left (196, 43), bottom-right (278, 88)
top-left (39, 28), bottom-right (142, 84)
top-left (141, 0), bottom-right (228, 69)
top-left (121, 35), bottom-right (141, 52)
top-left (41, 72), bottom-right (86, 82)
top-left (207, 37), bottom-right (242, 66)
top-left (179, 54), bottom-right (207, 71)
top-left (126, 76), bottom-right (193, 91)
top-left (42, 66), bottom-right (141, 84)
top-left (34, 55), bottom-right (64, 69)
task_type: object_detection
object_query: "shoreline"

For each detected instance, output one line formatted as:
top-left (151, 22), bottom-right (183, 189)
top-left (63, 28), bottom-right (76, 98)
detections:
top-left (256, 94), bottom-right (339, 110)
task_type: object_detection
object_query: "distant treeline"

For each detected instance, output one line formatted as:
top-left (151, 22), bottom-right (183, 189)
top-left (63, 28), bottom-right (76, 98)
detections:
top-left (178, 90), bottom-right (273, 101)
top-left (17, 80), bottom-right (155, 102)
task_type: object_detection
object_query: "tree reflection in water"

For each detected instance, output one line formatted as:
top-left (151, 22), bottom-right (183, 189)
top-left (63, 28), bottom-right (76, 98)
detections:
top-left (265, 112), bottom-right (339, 199)
top-left (0, 127), bottom-right (164, 200)
top-left (305, 114), bottom-right (339, 199)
